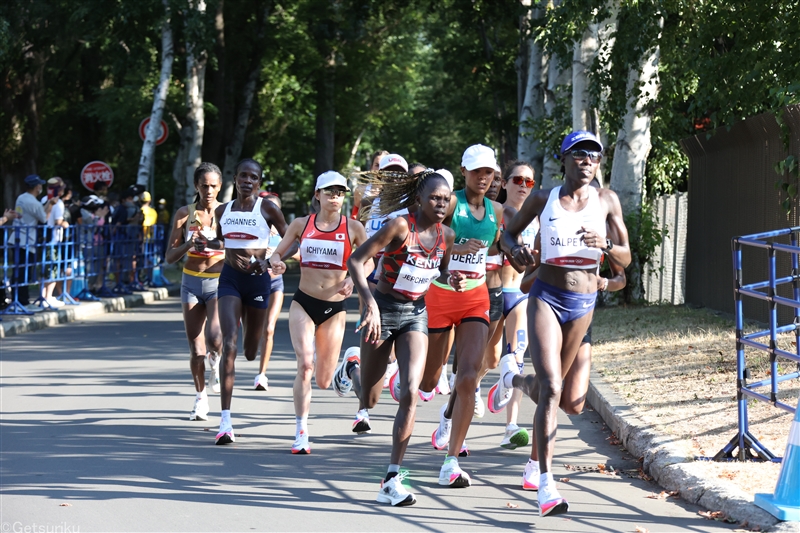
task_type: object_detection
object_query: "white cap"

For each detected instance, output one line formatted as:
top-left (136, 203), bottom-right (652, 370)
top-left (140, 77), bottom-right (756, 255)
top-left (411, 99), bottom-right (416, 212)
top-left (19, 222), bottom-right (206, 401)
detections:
top-left (435, 169), bottom-right (454, 190)
top-left (461, 144), bottom-right (500, 172)
top-left (379, 154), bottom-right (409, 172)
top-left (315, 171), bottom-right (350, 191)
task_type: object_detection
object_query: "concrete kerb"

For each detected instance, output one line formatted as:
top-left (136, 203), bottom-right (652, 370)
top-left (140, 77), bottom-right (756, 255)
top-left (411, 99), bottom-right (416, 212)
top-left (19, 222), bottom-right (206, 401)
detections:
top-left (587, 369), bottom-right (797, 532)
top-left (0, 286), bottom-right (179, 339)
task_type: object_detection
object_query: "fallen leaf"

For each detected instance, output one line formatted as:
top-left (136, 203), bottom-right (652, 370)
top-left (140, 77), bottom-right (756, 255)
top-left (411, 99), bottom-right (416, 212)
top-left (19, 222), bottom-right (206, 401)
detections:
top-left (635, 527), bottom-right (649, 533)
top-left (698, 510), bottom-right (726, 521)
top-left (59, 503), bottom-right (72, 507)
top-left (204, 428), bottom-right (210, 431)
top-left (559, 477), bottom-right (570, 483)
top-left (646, 491), bottom-right (668, 499)
top-left (506, 502), bottom-right (519, 509)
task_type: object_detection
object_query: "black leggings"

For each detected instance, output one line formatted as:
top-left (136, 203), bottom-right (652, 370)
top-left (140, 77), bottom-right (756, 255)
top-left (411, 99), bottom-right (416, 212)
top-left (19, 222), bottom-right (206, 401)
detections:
top-left (292, 289), bottom-right (346, 326)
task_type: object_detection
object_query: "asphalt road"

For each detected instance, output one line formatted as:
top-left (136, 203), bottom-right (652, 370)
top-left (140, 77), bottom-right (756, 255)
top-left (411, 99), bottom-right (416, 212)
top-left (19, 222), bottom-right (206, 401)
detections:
top-left (1, 275), bottom-right (739, 532)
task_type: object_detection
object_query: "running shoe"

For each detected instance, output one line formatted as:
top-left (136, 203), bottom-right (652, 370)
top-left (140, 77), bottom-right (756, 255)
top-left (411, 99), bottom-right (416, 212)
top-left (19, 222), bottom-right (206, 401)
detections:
top-left (389, 369), bottom-right (401, 403)
top-left (431, 404), bottom-right (451, 450)
top-left (254, 373), bottom-right (269, 391)
top-left (352, 409), bottom-right (371, 434)
top-left (459, 440), bottom-right (470, 457)
top-left (474, 389), bottom-right (485, 418)
top-left (522, 459), bottom-right (540, 491)
top-left (418, 389), bottom-right (435, 402)
top-left (438, 458), bottom-right (471, 487)
top-left (376, 471), bottom-right (416, 506)
top-left (383, 360), bottom-right (398, 388)
top-left (208, 353), bottom-right (221, 394)
top-left (46, 297), bottom-right (65, 308)
top-left (500, 424), bottom-right (530, 450)
top-left (538, 482), bottom-right (569, 516)
top-left (488, 352), bottom-right (519, 414)
top-left (189, 396), bottom-right (209, 421)
top-left (215, 419), bottom-right (235, 445)
top-left (332, 355), bottom-right (354, 398)
top-left (435, 367), bottom-right (450, 395)
top-left (292, 430), bottom-right (311, 454)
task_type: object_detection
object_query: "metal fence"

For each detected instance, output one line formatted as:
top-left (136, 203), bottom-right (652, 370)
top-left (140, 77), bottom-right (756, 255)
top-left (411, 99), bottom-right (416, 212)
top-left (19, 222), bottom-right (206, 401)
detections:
top-left (1, 223), bottom-right (170, 315)
top-left (680, 105), bottom-right (800, 321)
top-left (644, 192), bottom-right (688, 304)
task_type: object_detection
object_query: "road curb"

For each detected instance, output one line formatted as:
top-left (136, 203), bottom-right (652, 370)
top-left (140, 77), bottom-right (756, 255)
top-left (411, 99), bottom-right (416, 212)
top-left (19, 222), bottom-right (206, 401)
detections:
top-left (0, 286), bottom-right (180, 339)
top-left (587, 370), bottom-right (793, 532)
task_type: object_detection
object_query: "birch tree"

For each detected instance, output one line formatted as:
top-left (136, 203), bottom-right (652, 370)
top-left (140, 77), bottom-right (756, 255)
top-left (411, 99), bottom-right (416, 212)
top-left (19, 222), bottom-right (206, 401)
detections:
top-left (183, 0), bottom-right (208, 203)
top-left (137, 0), bottom-right (174, 188)
top-left (517, 1), bottom-right (546, 182)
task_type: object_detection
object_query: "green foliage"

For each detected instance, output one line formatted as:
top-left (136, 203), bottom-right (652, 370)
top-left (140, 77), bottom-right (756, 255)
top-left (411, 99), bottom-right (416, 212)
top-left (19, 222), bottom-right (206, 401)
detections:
top-left (773, 155), bottom-right (800, 214)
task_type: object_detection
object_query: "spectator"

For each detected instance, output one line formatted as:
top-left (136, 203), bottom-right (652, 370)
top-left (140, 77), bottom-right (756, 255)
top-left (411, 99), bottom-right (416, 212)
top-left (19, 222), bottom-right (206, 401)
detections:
top-left (1, 209), bottom-right (20, 226)
top-left (111, 186), bottom-right (143, 286)
top-left (156, 198), bottom-right (170, 225)
top-left (79, 195), bottom-right (109, 292)
top-left (12, 175), bottom-right (55, 305)
top-left (41, 177), bottom-right (69, 308)
top-left (141, 191), bottom-right (158, 228)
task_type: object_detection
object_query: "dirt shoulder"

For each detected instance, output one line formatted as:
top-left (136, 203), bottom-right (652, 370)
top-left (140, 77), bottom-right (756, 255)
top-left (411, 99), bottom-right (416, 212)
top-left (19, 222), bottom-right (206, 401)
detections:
top-left (591, 304), bottom-right (797, 499)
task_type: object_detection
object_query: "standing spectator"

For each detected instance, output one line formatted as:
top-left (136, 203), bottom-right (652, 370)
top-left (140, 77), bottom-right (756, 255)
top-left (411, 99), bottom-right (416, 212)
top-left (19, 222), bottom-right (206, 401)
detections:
top-left (141, 191), bottom-right (158, 228)
top-left (12, 175), bottom-right (55, 305)
top-left (157, 198), bottom-right (170, 225)
top-left (41, 177), bottom-right (69, 308)
top-left (111, 186), bottom-right (143, 286)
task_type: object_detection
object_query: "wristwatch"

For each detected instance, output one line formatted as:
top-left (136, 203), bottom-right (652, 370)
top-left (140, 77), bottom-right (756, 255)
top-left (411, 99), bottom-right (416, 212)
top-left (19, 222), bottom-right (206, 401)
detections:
top-left (604, 238), bottom-right (613, 253)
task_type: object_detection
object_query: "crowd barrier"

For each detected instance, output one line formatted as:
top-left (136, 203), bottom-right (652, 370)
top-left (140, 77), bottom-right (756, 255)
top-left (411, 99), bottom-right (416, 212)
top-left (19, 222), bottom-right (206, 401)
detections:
top-left (715, 226), bottom-right (800, 462)
top-left (1, 223), bottom-right (171, 316)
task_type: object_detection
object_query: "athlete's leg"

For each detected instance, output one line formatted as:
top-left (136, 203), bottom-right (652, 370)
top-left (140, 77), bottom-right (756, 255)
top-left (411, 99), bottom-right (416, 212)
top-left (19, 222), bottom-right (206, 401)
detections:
top-left (204, 297), bottom-right (222, 357)
top-left (289, 301), bottom-right (316, 420)
top-left (504, 302), bottom-right (528, 427)
top-left (357, 337), bottom-right (393, 410)
top-left (257, 289), bottom-right (284, 375)
top-left (313, 312), bottom-right (347, 390)
top-left (420, 329), bottom-right (453, 392)
top-left (390, 331), bottom-right (427, 465)
top-left (183, 301), bottom-right (208, 392)
top-left (560, 341), bottom-right (592, 415)
top-left (241, 304), bottom-right (269, 361)
top-left (446, 320), bottom-right (489, 456)
top-left (219, 295), bottom-right (243, 411)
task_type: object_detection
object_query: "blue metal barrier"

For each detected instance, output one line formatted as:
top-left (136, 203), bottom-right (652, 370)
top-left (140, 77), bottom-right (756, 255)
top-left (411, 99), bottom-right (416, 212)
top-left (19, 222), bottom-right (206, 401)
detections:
top-left (715, 226), bottom-right (800, 462)
top-left (1, 223), bottom-right (168, 316)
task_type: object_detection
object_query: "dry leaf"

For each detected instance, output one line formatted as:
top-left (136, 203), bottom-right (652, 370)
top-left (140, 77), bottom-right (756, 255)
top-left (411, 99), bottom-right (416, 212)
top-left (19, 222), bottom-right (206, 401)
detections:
top-left (646, 491), bottom-right (668, 500)
top-left (635, 527), bottom-right (650, 533)
top-left (59, 503), bottom-right (72, 507)
top-left (506, 502), bottom-right (519, 509)
top-left (559, 477), bottom-right (570, 483)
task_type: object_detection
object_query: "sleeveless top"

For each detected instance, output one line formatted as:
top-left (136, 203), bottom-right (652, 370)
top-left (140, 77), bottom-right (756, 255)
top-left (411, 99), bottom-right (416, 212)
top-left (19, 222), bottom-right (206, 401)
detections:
top-left (185, 203), bottom-right (225, 260)
top-left (299, 214), bottom-right (352, 270)
top-left (219, 197), bottom-right (271, 249)
top-left (540, 186), bottom-right (605, 269)
top-left (433, 189), bottom-right (498, 291)
top-left (379, 214), bottom-right (446, 300)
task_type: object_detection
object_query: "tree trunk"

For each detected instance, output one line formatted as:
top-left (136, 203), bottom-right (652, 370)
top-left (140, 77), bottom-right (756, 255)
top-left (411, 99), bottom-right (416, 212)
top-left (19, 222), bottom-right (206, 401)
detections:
top-left (220, 5), bottom-right (270, 201)
top-left (540, 54), bottom-right (571, 190)
top-left (171, 120), bottom-right (190, 208)
top-left (183, 0), bottom-right (208, 204)
top-left (313, 60), bottom-right (336, 180)
top-left (609, 18), bottom-right (663, 216)
top-left (572, 22), bottom-right (599, 133)
top-left (517, 1), bottom-right (546, 183)
top-left (204, 0), bottom-right (226, 165)
top-left (137, 0), bottom-right (174, 187)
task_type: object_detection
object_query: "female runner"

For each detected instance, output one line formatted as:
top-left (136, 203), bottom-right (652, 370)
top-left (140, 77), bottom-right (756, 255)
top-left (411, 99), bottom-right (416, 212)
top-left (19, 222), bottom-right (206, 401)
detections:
top-left (269, 171), bottom-right (369, 454)
top-left (420, 144), bottom-right (504, 488)
top-left (484, 161), bottom-right (538, 451)
top-left (165, 162), bottom-right (224, 421)
top-left (203, 159), bottom-right (288, 445)
top-left (346, 171), bottom-right (461, 506)
top-left (253, 193), bottom-right (291, 392)
top-left (496, 131), bottom-right (631, 516)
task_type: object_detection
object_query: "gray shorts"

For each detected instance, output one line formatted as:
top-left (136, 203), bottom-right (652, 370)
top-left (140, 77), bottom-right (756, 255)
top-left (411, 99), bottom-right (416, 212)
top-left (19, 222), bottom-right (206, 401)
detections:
top-left (181, 271), bottom-right (219, 305)
top-left (368, 290), bottom-right (428, 342)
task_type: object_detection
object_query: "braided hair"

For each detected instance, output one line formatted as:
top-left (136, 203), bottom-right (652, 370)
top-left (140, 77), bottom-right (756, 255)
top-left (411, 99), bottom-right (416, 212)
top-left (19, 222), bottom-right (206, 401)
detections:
top-left (356, 169), bottom-right (448, 221)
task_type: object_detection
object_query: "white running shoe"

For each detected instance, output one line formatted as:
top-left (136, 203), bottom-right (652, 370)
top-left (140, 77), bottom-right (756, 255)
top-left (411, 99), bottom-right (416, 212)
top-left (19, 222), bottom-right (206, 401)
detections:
top-left (474, 389), bottom-right (485, 418)
top-left (418, 389), bottom-right (435, 402)
top-left (522, 459), bottom-right (540, 491)
top-left (254, 373), bottom-right (269, 391)
top-left (435, 367), bottom-right (450, 395)
top-left (383, 359), bottom-right (398, 388)
top-left (431, 404), bottom-right (451, 450)
top-left (438, 458), bottom-right (471, 487)
top-left (501, 424), bottom-right (530, 450)
top-left (292, 430), bottom-right (311, 454)
top-left (352, 409), bottom-right (371, 434)
top-left (538, 481), bottom-right (569, 516)
top-left (215, 418), bottom-right (234, 445)
top-left (459, 440), bottom-right (470, 457)
top-left (488, 352), bottom-right (519, 414)
top-left (376, 472), bottom-right (416, 506)
top-left (332, 355), bottom-right (354, 397)
top-left (208, 353), bottom-right (220, 394)
top-left (189, 396), bottom-right (209, 421)
top-left (46, 297), bottom-right (65, 308)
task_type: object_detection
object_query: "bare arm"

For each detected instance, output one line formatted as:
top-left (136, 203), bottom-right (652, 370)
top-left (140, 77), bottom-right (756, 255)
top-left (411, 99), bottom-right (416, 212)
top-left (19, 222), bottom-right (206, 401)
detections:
top-left (268, 217), bottom-right (306, 275)
top-left (599, 189), bottom-right (631, 269)
top-left (500, 190), bottom-right (548, 264)
top-left (165, 206), bottom-right (192, 264)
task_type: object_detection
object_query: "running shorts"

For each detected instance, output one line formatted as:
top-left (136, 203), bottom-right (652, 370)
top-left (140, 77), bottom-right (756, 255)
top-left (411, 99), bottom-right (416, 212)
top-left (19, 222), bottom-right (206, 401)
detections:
top-left (529, 278), bottom-right (596, 325)
top-left (503, 288), bottom-right (529, 317)
top-left (293, 289), bottom-right (346, 326)
top-left (217, 263), bottom-right (271, 309)
top-left (181, 268), bottom-right (220, 305)
top-left (426, 283), bottom-right (490, 332)
top-left (371, 290), bottom-right (427, 341)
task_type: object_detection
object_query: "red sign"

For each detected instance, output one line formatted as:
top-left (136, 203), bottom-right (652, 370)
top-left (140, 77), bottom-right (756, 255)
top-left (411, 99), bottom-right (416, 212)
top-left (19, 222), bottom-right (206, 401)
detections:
top-left (138, 117), bottom-right (169, 145)
top-left (80, 161), bottom-right (114, 191)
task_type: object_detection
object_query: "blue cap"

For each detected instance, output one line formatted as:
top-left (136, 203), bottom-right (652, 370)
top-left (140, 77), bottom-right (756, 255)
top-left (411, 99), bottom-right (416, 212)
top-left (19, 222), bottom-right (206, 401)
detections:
top-left (560, 130), bottom-right (603, 155)
top-left (24, 174), bottom-right (46, 187)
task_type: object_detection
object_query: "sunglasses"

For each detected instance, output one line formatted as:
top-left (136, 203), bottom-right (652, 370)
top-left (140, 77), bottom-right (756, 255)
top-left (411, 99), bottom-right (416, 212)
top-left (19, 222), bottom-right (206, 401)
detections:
top-left (510, 176), bottom-right (535, 188)
top-left (565, 149), bottom-right (603, 163)
top-left (320, 187), bottom-right (347, 198)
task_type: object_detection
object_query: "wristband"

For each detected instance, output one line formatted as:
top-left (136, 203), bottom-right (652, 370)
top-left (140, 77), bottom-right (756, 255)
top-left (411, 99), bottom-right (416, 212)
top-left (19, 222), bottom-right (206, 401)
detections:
top-left (604, 238), bottom-right (614, 253)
